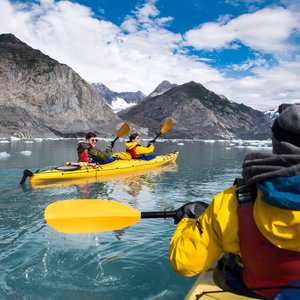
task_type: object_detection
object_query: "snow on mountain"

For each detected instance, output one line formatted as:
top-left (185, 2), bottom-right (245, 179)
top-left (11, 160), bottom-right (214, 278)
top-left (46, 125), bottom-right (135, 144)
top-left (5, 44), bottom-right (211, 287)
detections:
top-left (264, 108), bottom-right (278, 120)
top-left (110, 97), bottom-right (137, 113)
top-left (91, 82), bottom-right (145, 113)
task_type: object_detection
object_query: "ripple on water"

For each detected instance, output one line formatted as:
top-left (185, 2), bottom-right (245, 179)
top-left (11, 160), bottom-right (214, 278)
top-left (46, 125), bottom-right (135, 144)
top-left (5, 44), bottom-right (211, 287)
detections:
top-left (0, 141), bottom-right (261, 300)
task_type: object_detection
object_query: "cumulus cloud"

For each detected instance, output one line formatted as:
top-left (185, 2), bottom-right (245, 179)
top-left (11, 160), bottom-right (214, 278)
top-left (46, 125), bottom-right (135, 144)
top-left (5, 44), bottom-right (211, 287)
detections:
top-left (0, 0), bottom-right (300, 110)
top-left (185, 7), bottom-right (300, 53)
top-left (0, 0), bottom-right (223, 93)
top-left (207, 60), bottom-right (300, 110)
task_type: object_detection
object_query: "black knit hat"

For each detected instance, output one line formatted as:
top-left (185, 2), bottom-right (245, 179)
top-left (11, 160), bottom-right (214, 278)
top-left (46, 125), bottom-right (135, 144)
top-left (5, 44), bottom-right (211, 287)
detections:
top-left (272, 103), bottom-right (300, 154)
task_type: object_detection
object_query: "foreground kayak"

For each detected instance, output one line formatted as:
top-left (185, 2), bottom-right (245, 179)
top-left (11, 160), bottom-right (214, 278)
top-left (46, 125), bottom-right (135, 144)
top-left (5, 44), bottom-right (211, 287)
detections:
top-left (21, 151), bottom-right (179, 188)
top-left (185, 260), bottom-right (259, 300)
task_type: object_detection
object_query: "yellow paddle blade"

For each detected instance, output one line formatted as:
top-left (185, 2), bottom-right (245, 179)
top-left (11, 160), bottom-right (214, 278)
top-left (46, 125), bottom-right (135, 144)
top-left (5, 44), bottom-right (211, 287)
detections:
top-left (118, 122), bottom-right (130, 138)
top-left (44, 199), bottom-right (141, 234)
top-left (161, 119), bottom-right (174, 134)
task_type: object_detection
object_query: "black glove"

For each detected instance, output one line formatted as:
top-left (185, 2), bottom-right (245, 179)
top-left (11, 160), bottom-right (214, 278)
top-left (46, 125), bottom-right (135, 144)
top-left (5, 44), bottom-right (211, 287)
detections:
top-left (110, 140), bottom-right (115, 149)
top-left (147, 140), bottom-right (155, 147)
top-left (174, 201), bottom-right (208, 224)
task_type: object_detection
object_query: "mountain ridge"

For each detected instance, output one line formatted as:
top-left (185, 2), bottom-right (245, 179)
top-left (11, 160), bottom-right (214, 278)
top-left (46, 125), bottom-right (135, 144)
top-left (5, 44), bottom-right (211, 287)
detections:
top-left (0, 33), bottom-right (121, 138)
top-left (0, 33), bottom-right (273, 140)
top-left (91, 82), bottom-right (145, 113)
top-left (119, 81), bottom-right (272, 139)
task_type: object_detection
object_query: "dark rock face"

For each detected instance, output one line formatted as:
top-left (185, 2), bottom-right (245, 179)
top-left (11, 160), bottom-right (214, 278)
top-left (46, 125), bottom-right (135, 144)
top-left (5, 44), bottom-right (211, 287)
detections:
top-left (119, 81), bottom-right (272, 140)
top-left (0, 33), bottom-right (121, 138)
top-left (0, 34), bottom-right (273, 140)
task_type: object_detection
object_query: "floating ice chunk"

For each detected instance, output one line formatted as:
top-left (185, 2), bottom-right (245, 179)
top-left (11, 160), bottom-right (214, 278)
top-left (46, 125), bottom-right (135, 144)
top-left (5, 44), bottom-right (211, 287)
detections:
top-left (0, 151), bottom-right (10, 160)
top-left (20, 151), bottom-right (32, 156)
top-left (0, 140), bottom-right (9, 143)
top-left (24, 141), bottom-right (33, 144)
top-left (177, 142), bottom-right (184, 146)
top-left (11, 136), bottom-right (21, 141)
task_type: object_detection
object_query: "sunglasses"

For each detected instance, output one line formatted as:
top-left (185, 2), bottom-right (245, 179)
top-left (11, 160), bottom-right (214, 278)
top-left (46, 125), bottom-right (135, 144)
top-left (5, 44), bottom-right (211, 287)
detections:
top-left (91, 139), bottom-right (98, 143)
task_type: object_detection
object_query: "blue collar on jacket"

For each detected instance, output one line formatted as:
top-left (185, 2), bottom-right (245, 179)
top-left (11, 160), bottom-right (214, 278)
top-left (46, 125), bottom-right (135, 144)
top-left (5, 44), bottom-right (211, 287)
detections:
top-left (258, 175), bottom-right (300, 210)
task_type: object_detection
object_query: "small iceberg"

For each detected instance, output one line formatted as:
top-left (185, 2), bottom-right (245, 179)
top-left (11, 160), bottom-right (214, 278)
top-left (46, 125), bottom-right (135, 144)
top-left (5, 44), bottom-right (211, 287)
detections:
top-left (11, 136), bottom-right (21, 141)
top-left (177, 142), bottom-right (184, 146)
top-left (0, 151), bottom-right (10, 160)
top-left (202, 140), bottom-right (215, 143)
top-left (20, 151), bottom-right (32, 156)
top-left (0, 140), bottom-right (9, 143)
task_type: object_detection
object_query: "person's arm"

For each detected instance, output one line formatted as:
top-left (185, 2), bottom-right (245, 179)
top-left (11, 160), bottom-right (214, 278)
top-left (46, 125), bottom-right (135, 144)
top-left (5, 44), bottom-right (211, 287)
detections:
top-left (169, 185), bottom-right (240, 277)
top-left (136, 144), bottom-right (155, 155)
top-left (88, 147), bottom-right (112, 161)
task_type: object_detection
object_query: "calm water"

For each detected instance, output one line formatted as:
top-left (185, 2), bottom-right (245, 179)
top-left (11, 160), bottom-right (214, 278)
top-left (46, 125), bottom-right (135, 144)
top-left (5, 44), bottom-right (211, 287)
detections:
top-left (0, 138), bottom-right (272, 300)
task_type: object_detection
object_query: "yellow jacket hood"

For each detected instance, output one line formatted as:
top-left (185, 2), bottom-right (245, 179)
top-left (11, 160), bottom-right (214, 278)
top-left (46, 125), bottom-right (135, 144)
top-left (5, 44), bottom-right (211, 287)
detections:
top-left (254, 189), bottom-right (300, 251)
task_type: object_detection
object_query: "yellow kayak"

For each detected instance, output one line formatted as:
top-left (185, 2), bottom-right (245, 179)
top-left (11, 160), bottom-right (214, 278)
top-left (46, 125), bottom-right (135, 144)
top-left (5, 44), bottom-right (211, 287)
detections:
top-left (21, 151), bottom-right (179, 188)
top-left (185, 260), bottom-right (259, 300)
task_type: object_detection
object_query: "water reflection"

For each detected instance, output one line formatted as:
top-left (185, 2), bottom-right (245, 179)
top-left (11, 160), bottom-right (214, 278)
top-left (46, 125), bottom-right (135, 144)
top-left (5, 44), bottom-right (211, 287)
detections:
top-left (0, 139), bottom-right (273, 300)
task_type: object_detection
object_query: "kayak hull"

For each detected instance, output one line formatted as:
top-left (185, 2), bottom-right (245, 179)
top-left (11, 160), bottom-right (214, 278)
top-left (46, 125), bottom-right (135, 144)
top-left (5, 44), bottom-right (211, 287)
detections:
top-left (185, 260), bottom-right (259, 300)
top-left (28, 151), bottom-right (178, 188)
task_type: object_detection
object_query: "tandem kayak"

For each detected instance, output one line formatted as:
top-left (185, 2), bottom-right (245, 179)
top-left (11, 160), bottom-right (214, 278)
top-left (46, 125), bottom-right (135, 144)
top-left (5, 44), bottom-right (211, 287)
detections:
top-left (185, 260), bottom-right (259, 300)
top-left (20, 151), bottom-right (179, 188)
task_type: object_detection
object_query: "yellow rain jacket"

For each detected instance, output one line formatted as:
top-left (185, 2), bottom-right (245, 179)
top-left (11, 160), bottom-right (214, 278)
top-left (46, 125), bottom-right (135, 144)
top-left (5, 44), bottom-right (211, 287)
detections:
top-left (125, 141), bottom-right (155, 159)
top-left (169, 185), bottom-right (300, 277)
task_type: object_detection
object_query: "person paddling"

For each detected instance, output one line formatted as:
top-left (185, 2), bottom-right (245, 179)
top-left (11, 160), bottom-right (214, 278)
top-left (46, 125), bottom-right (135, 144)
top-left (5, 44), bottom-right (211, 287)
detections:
top-left (169, 103), bottom-right (300, 299)
top-left (77, 132), bottom-right (114, 164)
top-left (125, 133), bottom-right (155, 159)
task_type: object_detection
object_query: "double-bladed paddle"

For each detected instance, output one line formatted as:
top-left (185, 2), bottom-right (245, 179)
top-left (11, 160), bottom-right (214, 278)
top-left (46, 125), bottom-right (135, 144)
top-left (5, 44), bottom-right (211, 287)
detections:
top-left (111, 122), bottom-right (130, 148)
top-left (148, 119), bottom-right (174, 145)
top-left (44, 199), bottom-right (176, 234)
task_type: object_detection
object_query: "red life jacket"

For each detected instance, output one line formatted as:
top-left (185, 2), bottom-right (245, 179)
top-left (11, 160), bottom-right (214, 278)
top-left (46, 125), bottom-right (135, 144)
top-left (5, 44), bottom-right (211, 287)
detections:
top-left (126, 145), bottom-right (138, 159)
top-left (78, 149), bottom-right (90, 162)
top-left (237, 181), bottom-right (300, 297)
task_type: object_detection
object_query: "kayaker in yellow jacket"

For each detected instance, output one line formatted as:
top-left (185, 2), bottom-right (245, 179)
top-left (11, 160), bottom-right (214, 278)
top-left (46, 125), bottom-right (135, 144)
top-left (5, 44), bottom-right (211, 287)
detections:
top-left (125, 132), bottom-right (155, 159)
top-left (169, 103), bottom-right (300, 299)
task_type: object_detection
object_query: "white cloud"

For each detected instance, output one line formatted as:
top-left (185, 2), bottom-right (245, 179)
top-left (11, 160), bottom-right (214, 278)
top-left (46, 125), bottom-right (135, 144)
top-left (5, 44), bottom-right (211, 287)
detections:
top-left (0, 0), bottom-right (222, 93)
top-left (185, 7), bottom-right (300, 53)
top-left (207, 60), bottom-right (300, 109)
top-left (0, 0), bottom-right (300, 110)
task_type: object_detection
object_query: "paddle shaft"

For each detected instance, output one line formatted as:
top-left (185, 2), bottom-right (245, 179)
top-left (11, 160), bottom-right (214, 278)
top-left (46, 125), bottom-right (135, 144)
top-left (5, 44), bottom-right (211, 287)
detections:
top-left (112, 122), bottom-right (130, 144)
top-left (141, 211), bottom-right (176, 219)
top-left (113, 136), bottom-right (120, 143)
top-left (150, 119), bottom-right (173, 144)
top-left (151, 132), bottom-right (162, 144)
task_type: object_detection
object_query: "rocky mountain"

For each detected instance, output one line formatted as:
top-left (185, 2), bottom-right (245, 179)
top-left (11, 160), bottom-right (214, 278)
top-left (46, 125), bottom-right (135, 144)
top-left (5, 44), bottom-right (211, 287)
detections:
top-left (91, 82), bottom-right (145, 113)
top-left (0, 33), bottom-right (121, 138)
top-left (0, 33), bottom-right (274, 140)
top-left (119, 81), bottom-right (272, 139)
top-left (147, 80), bottom-right (177, 98)
top-left (264, 108), bottom-right (278, 120)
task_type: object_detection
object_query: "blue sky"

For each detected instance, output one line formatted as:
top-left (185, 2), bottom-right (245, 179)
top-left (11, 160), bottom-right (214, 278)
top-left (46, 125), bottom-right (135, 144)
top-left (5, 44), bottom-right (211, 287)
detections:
top-left (1, 0), bottom-right (300, 110)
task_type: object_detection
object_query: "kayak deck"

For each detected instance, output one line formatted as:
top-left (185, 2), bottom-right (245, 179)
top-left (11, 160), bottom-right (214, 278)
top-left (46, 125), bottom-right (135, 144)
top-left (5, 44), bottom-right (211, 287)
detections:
top-left (26, 151), bottom-right (178, 188)
top-left (185, 263), bottom-right (259, 300)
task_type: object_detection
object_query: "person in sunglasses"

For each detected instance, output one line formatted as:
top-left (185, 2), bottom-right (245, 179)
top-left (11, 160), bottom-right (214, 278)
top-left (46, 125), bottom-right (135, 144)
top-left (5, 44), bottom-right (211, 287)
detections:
top-left (170, 103), bottom-right (300, 299)
top-left (77, 132), bottom-right (113, 164)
